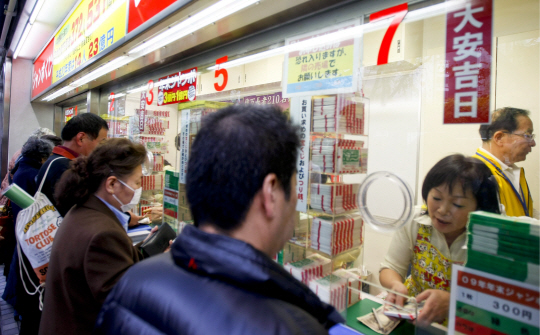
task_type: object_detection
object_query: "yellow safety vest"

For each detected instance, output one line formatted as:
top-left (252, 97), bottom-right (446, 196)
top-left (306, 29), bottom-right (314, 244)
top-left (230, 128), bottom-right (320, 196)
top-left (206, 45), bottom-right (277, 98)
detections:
top-left (474, 149), bottom-right (533, 217)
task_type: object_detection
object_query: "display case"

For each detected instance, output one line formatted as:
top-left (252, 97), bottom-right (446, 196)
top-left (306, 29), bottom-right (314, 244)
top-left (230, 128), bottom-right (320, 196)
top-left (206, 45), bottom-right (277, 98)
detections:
top-left (280, 93), bottom-right (370, 318)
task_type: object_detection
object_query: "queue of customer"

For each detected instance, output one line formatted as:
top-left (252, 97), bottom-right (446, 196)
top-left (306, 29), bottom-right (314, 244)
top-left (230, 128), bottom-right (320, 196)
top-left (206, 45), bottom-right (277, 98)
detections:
top-left (0, 105), bottom-right (536, 334)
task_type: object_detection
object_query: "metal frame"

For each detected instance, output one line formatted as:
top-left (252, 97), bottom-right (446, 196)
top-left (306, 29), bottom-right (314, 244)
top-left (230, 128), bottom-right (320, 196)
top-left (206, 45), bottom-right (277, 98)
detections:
top-left (1, 59), bottom-right (12, 179)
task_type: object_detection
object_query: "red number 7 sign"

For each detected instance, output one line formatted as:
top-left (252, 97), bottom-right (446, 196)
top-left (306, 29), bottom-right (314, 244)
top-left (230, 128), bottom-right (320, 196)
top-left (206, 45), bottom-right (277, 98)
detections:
top-left (370, 3), bottom-right (408, 66)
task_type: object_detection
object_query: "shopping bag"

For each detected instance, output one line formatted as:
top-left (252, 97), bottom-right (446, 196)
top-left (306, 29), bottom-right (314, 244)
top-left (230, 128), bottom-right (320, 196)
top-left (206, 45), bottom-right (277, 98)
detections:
top-left (16, 157), bottom-right (65, 284)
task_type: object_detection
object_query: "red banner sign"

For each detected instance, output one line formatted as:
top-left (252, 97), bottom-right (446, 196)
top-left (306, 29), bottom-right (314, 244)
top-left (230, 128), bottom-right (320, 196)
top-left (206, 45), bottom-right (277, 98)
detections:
top-left (32, 40), bottom-right (54, 99)
top-left (444, 0), bottom-right (492, 124)
top-left (128, 0), bottom-right (177, 33)
top-left (156, 67), bottom-right (197, 106)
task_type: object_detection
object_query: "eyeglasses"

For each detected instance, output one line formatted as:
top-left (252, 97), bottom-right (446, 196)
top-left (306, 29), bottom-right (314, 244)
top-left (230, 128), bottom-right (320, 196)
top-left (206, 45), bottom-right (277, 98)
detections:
top-left (503, 132), bottom-right (536, 142)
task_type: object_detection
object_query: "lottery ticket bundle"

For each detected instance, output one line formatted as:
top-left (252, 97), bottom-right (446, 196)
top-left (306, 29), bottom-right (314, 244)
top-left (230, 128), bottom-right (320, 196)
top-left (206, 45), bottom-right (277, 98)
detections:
top-left (153, 154), bottom-right (164, 172)
top-left (311, 215), bottom-right (363, 256)
top-left (332, 268), bottom-right (364, 306)
top-left (310, 183), bottom-right (360, 214)
top-left (309, 274), bottom-right (348, 312)
top-left (142, 174), bottom-right (164, 191)
top-left (284, 254), bottom-right (332, 284)
top-left (466, 212), bottom-right (539, 285)
top-left (312, 96), bottom-right (364, 135)
top-left (311, 138), bottom-right (364, 174)
top-left (146, 110), bottom-right (170, 117)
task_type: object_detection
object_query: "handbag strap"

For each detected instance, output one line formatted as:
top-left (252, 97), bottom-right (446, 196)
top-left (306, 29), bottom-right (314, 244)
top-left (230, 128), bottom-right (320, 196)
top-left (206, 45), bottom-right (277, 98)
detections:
top-left (36, 157), bottom-right (70, 195)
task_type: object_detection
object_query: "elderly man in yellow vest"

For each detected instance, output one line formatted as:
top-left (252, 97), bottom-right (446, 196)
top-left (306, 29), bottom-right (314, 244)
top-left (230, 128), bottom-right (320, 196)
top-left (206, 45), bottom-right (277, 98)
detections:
top-left (474, 107), bottom-right (536, 217)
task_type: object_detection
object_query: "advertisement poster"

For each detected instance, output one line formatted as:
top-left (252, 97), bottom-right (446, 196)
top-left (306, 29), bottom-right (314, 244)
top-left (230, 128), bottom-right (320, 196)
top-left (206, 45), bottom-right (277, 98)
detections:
top-left (64, 106), bottom-right (78, 123)
top-left (448, 265), bottom-right (539, 335)
top-left (157, 67), bottom-right (197, 106)
top-left (52, 0), bottom-right (127, 84)
top-left (444, 0), bottom-right (492, 124)
top-left (290, 97), bottom-right (312, 212)
top-left (163, 171), bottom-right (179, 230)
top-left (282, 20), bottom-right (360, 98)
top-left (179, 110), bottom-right (190, 184)
top-left (128, 0), bottom-right (178, 33)
top-left (32, 40), bottom-right (54, 99)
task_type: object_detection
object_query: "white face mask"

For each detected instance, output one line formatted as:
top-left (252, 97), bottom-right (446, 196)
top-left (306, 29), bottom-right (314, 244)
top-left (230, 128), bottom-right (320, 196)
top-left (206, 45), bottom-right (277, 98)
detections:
top-left (112, 179), bottom-right (142, 212)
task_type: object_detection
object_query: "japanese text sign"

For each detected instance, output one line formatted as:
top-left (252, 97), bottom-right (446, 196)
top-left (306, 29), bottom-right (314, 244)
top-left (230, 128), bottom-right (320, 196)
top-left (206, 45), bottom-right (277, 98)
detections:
top-left (139, 91), bottom-right (147, 132)
top-left (32, 40), bottom-right (54, 99)
top-left (52, 0), bottom-right (127, 84)
top-left (157, 67), bottom-right (197, 106)
top-left (444, 0), bottom-right (492, 124)
top-left (242, 92), bottom-right (290, 112)
top-left (282, 20), bottom-right (361, 98)
top-left (291, 97), bottom-right (312, 212)
top-left (64, 106), bottom-right (78, 123)
top-left (448, 265), bottom-right (539, 335)
top-left (179, 110), bottom-right (191, 184)
top-left (128, 0), bottom-right (177, 33)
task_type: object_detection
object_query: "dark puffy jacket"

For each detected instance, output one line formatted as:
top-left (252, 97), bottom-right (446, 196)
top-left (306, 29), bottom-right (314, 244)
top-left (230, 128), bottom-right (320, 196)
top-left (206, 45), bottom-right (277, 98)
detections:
top-left (95, 224), bottom-right (344, 335)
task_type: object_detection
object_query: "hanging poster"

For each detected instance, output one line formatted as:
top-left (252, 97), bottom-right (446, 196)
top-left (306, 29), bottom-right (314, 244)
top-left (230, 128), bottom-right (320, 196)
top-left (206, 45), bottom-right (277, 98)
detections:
top-left (290, 97), bottom-right (312, 212)
top-left (282, 20), bottom-right (361, 98)
top-left (157, 67), bottom-right (197, 106)
top-left (444, 0), bottom-right (493, 124)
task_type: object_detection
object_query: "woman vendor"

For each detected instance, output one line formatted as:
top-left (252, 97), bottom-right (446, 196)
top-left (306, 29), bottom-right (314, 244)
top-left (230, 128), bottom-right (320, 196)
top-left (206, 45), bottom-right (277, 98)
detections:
top-left (379, 154), bottom-right (501, 327)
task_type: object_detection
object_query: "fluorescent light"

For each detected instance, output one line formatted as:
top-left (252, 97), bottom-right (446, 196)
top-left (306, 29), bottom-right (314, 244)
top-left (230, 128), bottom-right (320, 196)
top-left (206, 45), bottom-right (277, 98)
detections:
top-left (13, 24), bottom-right (32, 59)
top-left (71, 56), bottom-right (130, 87)
top-left (127, 85), bottom-right (146, 94)
top-left (29, 0), bottom-right (47, 24)
top-left (42, 86), bottom-right (73, 101)
top-left (129, 0), bottom-right (259, 56)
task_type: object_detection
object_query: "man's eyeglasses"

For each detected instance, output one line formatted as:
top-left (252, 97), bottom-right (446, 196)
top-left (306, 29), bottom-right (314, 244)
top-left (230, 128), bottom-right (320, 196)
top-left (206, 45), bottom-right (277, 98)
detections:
top-left (503, 132), bottom-right (536, 142)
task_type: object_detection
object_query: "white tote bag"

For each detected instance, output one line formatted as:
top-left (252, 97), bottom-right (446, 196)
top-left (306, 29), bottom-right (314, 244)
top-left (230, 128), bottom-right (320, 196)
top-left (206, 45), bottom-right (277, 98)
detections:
top-left (16, 157), bottom-right (65, 308)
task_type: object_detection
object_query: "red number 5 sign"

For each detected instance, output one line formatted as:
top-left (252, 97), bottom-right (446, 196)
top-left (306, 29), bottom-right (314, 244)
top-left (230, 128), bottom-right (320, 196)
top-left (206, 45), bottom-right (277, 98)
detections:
top-left (370, 3), bottom-right (408, 65)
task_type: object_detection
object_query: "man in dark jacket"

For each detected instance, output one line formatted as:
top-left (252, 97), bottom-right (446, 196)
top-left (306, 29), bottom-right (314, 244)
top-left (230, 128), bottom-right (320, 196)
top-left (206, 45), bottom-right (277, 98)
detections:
top-left (35, 113), bottom-right (108, 216)
top-left (95, 104), bottom-right (345, 334)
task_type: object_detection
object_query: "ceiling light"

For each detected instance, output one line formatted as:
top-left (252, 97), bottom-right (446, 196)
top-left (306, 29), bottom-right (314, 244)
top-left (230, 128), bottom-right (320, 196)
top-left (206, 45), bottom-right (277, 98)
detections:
top-left (71, 56), bottom-right (131, 87)
top-left (13, 24), bottom-right (32, 59)
top-left (129, 0), bottom-right (259, 56)
top-left (29, 0), bottom-right (47, 24)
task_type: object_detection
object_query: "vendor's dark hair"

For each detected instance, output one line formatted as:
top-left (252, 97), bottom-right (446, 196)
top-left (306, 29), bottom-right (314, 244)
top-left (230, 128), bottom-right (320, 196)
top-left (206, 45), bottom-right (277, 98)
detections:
top-left (479, 107), bottom-right (530, 141)
top-left (61, 113), bottom-right (109, 141)
top-left (21, 136), bottom-right (53, 161)
top-left (422, 154), bottom-right (500, 214)
top-left (55, 138), bottom-right (146, 210)
top-left (187, 104), bottom-right (300, 231)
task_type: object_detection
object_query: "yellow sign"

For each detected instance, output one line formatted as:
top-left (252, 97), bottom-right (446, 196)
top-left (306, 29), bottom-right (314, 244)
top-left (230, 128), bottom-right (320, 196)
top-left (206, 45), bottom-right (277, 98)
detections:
top-left (52, 0), bottom-right (127, 84)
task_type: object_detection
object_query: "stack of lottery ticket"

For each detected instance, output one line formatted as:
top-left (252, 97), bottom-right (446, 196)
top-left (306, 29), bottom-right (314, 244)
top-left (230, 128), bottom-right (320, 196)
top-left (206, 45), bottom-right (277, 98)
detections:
top-left (311, 138), bottom-right (364, 174)
top-left (142, 116), bottom-right (169, 135)
top-left (310, 183), bottom-right (360, 214)
top-left (332, 268), bottom-right (364, 306)
top-left (312, 96), bottom-right (364, 135)
top-left (284, 254), bottom-right (332, 284)
top-left (467, 212), bottom-right (539, 285)
top-left (142, 174), bottom-right (164, 191)
top-left (311, 215), bottom-right (362, 255)
top-left (153, 154), bottom-right (164, 172)
top-left (309, 274), bottom-right (348, 312)
top-left (280, 242), bottom-right (307, 265)
top-left (147, 110), bottom-right (170, 117)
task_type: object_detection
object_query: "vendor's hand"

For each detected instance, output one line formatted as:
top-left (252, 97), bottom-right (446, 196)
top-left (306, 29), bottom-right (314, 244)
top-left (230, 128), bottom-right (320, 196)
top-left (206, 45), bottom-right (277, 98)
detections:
top-left (128, 212), bottom-right (145, 227)
top-left (385, 282), bottom-right (409, 307)
top-left (415, 289), bottom-right (450, 327)
top-left (142, 226), bottom-right (159, 243)
top-left (142, 206), bottom-right (163, 222)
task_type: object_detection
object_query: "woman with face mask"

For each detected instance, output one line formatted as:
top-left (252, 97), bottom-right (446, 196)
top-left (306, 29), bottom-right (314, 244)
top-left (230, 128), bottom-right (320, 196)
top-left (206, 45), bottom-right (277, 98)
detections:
top-left (39, 138), bottom-right (157, 335)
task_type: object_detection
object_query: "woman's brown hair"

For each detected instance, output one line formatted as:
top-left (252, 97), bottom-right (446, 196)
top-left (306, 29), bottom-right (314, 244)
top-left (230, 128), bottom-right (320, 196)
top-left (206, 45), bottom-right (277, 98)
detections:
top-left (55, 138), bottom-right (147, 211)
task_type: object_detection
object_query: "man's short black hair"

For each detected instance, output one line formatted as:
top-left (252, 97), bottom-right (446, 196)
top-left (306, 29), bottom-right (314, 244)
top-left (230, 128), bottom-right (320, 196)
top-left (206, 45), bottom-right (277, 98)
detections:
top-left (479, 107), bottom-right (530, 142)
top-left (61, 113), bottom-right (109, 141)
top-left (186, 104), bottom-right (300, 231)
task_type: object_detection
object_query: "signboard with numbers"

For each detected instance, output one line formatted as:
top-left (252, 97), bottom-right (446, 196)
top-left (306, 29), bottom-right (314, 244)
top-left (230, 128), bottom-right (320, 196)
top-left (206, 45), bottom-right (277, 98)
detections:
top-left (290, 97), bottom-right (312, 212)
top-left (157, 67), bottom-right (198, 106)
top-left (448, 265), bottom-right (539, 335)
top-left (444, 0), bottom-right (492, 124)
top-left (282, 20), bottom-right (361, 98)
top-left (52, 0), bottom-right (127, 84)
